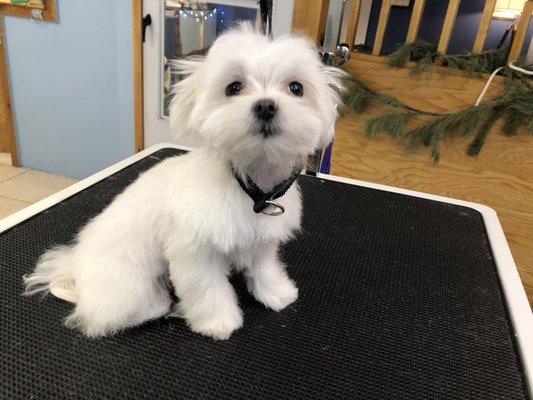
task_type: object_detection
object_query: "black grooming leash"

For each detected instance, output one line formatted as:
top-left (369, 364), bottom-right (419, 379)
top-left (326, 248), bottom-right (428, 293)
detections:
top-left (259, 0), bottom-right (273, 36)
top-left (233, 166), bottom-right (301, 216)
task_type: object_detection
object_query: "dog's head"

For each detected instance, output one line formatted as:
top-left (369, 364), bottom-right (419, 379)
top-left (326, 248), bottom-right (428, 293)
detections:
top-left (170, 23), bottom-right (345, 168)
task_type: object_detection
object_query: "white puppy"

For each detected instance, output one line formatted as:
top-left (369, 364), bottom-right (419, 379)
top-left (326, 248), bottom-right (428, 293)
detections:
top-left (23, 24), bottom-right (344, 340)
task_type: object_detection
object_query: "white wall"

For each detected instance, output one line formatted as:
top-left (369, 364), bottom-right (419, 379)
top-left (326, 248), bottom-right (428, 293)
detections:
top-left (4, 0), bottom-right (134, 179)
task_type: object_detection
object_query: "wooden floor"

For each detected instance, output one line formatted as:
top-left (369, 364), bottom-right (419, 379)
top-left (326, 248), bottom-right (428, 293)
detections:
top-left (331, 106), bottom-right (533, 306)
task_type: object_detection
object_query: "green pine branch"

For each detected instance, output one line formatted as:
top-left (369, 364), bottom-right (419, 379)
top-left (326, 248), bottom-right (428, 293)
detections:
top-left (342, 56), bottom-right (533, 162)
top-left (387, 41), bottom-right (509, 76)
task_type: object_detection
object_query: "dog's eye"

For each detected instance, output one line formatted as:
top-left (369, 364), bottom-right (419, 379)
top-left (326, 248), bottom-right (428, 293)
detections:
top-left (226, 81), bottom-right (243, 96)
top-left (288, 81), bottom-right (304, 97)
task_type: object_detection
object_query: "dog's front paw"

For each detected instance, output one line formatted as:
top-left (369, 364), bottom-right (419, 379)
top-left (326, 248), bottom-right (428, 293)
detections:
top-left (188, 306), bottom-right (243, 340)
top-left (249, 274), bottom-right (298, 312)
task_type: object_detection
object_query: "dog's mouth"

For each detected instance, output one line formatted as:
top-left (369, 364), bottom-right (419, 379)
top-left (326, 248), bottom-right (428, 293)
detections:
top-left (257, 122), bottom-right (279, 139)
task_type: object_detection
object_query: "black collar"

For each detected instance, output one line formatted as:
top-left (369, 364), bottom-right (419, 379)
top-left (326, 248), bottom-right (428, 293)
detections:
top-left (232, 166), bottom-right (302, 214)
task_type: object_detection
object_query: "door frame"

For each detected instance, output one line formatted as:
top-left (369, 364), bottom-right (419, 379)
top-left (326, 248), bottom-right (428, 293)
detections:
top-left (0, 16), bottom-right (19, 166)
top-left (133, 0), bottom-right (144, 152)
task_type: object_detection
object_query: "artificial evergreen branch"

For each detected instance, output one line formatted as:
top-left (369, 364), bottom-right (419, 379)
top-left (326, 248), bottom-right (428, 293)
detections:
top-left (387, 41), bottom-right (509, 76)
top-left (343, 64), bottom-right (533, 162)
top-left (343, 77), bottom-right (407, 113)
top-left (343, 76), bottom-right (442, 116)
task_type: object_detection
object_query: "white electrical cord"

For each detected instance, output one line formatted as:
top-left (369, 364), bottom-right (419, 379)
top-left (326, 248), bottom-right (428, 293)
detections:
top-left (508, 59), bottom-right (533, 75)
top-left (475, 60), bottom-right (533, 106)
top-left (475, 66), bottom-right (505, 106)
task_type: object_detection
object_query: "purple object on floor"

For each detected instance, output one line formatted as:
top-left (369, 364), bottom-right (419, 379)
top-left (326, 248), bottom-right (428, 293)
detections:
top-left (319, 141), bottom-right (333, 174)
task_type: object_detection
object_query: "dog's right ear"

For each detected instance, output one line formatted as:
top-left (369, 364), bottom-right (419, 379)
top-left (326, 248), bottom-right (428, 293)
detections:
top-left (169, 57), bottom-right (204, 137)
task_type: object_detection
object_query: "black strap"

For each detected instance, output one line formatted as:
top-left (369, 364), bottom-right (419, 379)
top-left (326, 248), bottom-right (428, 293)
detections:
top-left (233, 166), bottom-right (301, 213)
top-left (259, 0), bottom-right (273, 36)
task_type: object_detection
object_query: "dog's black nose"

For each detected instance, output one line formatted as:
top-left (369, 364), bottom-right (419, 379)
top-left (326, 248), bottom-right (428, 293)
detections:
top-left (253, 99), bottom-right (276, 121)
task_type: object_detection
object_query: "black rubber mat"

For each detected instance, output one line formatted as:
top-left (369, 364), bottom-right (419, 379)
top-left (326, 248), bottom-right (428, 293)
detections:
top-left (0, 148), bottom-right (528, 400)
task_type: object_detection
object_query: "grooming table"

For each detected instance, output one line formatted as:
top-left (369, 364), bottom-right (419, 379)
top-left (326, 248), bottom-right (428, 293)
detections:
top-left (1, 144), bottom-right (532, 400)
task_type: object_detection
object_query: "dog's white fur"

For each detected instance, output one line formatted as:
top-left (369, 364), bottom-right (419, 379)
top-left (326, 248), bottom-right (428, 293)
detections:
top-left (23, 24), bottom-right (344, 340)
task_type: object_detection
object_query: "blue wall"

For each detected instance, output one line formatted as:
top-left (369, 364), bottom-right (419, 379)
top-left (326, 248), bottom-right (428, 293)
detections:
top-left (4, 0), bottom-right (134, 179)
top-left (364, 0), bottom-right (533, 56)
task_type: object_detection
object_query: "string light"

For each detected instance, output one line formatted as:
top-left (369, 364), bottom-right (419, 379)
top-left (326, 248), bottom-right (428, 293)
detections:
top-left (177, 8), bottom-right (218, 21)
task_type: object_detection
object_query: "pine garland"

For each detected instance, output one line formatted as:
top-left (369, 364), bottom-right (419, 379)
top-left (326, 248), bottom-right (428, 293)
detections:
top-left (343, 77), bottom-right (408, 113)
top-left (387, 41), bottom-right (509, 76)
top-left (342, 63), bottom-right (533, 162)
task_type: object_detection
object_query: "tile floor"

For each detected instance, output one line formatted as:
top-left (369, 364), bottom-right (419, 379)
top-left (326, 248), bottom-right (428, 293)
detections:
top-left (0, 153), bottom-right (78, 220)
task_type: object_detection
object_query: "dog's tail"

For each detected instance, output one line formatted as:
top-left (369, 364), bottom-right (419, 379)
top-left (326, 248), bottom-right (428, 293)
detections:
top-left (23, 245), bottom-right (78, 303)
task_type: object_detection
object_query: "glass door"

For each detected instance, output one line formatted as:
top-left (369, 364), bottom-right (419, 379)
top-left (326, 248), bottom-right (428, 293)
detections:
top-left (143, 0), bottom-right (295, 149)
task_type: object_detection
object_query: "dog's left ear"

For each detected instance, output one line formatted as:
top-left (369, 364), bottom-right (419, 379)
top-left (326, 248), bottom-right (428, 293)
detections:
top-left (319, 66), bottom-right (347, 147)
top-left (169, 57), bottom-right (204, 137)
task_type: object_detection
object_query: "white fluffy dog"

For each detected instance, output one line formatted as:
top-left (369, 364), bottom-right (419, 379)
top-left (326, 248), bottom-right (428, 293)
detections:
top-left (23, 24), bottom-right (344, 340)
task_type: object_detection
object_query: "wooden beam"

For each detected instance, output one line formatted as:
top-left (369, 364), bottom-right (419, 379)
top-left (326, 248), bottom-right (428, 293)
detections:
top-left (508, 0), bottom-right (533, 62)
top-left (0, 17), bottom-right (19, 166)
top-left (437, 0), bottom-right (461, 54)
top-left (406, 0), bottom-right (426, 43)
top-left (345, 0), bottom-right (362, 50)
top-left (292, 0), bottom-right (329, 45)
top-left (0, 0), bottom-right (56, 22)
top-left (292, 0), bottom-right (307, 31)
top-left (372, 0), bottom-right (392, 56)
top-left (473, 0), bottom-right (496, 53)
top-left (43, 0), bottom-right (56, 22)
top-left (133, 0), bottom-right (143, 152)
top-left (0, 0), bottom-right (43, 9)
